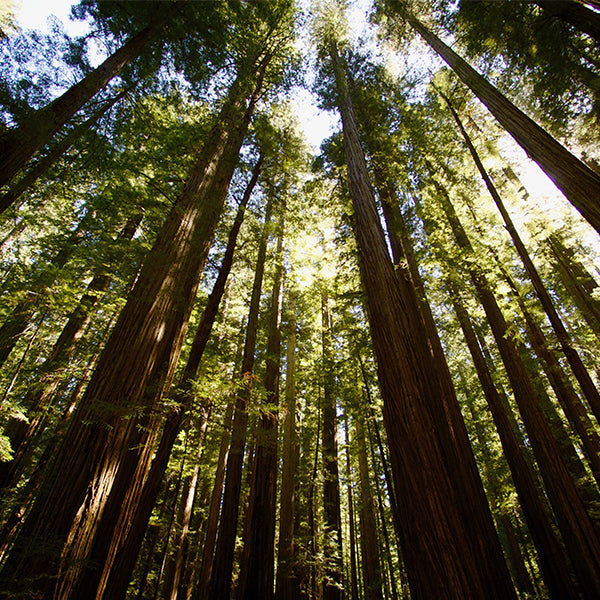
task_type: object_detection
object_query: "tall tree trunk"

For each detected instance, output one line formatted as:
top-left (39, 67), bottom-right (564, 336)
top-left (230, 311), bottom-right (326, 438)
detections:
top-left (365, 413), bottom-right (400, 600)
top-left (328, 40), bottom-right (517, 600)
top-left (0, 53), bottom-right (269, 600)
top-left (447, 288), bottom-right (577, 599)
top-left (242, 209), bottom-right (285, 600)
top-left (389, 5), bottom-right (600, 233)
top-left (458, 370), bottom-right (536, 597)
top-left (499, 263), bottom-right (600, 485)
top-left (320, 290), bottom-right (344, 600)
top-left (194, 320), bottom-right (245, 600)
top-left (164, 419), bottom-right (207, 600)
top-left (355, 410), bottom-right (384, 600)
top-left (196, 399), bottom-right (235, 600)
top-left (344, 418), bottom-right (360, 600)
top-left (533, 0), bottom-right (600, 43)
top-left (546, 231), bottom-right (600, 339)
top-left (275, 292), bottom-right (300, 600)
top-left (0, 19), bottom-right (164, 190)
top-left (359, 359), bottom-right (403, 555)
top-left (87, 157), bottom-right (259, 600)
top-left (307, 403), bottom-right (321, 600)
top-left (431, 179), bottom-right (600, 597)
top-left (443, 93), bottom-right (600, 422)
top-left (208, 194), bottom-right (274, 600)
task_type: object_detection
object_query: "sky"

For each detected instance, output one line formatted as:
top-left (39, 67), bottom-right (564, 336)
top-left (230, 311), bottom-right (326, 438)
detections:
top-left (15, 0), bottom-right (339, 150)
top-left (16, 0), bottom-right (88, 35)
top-left (12, 0), bottom-right (593, 244)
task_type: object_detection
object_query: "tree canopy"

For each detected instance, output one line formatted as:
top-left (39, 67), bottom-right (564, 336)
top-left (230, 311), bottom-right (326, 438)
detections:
top-left (0, 1), bottom-right (599, 599)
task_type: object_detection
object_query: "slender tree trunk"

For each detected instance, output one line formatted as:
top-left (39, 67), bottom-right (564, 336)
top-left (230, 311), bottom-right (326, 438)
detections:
top-left (242, 210), bottom-right (285, 600)
top-left (208, 194), bottom-right (274, 600)
top-left (432, 179), bottom-right (600, 597)
top-left (275, 293), bottom-right (300, 600)
top-left (0, 90), bottom-right (128, 213)
top-left (307, 403), bottom-right (321, 600)
top-left (89, 159), bottom-right (259, 600)
top-left (365, 414), bottom-right (400, 600)
top-left (546, 231), bottom-right (600, 339)
top-left (391, 5), bottom-right (600, 233)
top-left (533, 0), bottom-right (600, 43)
top-left (355, 411), bottom-right (384, 600)
top-left (447, 288), bottom-right (577, 599)
top-left (320, 291), bottom-right (344, 600)
top-left (164, 422), bottom-right (206, 600)
top-left (359, 360), bottom-right (403, 555)
top-left (328, 40), bottom-right (516, 600)
top-left (457, 366), bottom-right (536, 597)
top-left (196, 399), bottom-right (235, 600)
top-left (444, 93), bottom-right (600, 422)
top-left (499, 264), bottom-right (600, 485)
top-left (0, 53), bottom-right (269, 600)
top-left (0, 20), bottom-right (163, 190)
top-left (344, 418), bottom-right (360, 600)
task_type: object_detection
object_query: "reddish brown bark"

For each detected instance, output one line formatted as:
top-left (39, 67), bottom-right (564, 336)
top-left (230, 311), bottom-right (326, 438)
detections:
top-left (329, 41), bottom-right (516, 600)
top-left (344, 418), bottom-right (360, 600)
top-left (449, 288), bottom-right (577, 600)
top-left (355, 411), bottom-right (384, 600)
top-left (80, 153), bottom-right (260, 600)
top-left (275, 293), bottom-right (300, 600)
top-left (0, 90), bottom-right (128, 214)
top-left (499, 265), bottom-right (600, 485)
top-left (433, 179), bottom-right (600, 598)
top-left (0, 53), bottom-right (268, 600)
top-left (444, 94), bottom-right (600, 423)
top-left (320, 291), bottom-right (344, 600)
top-left (242, 211), bottom-right (285, 600)
top-left (391, 7), bottom-right (600, 234)
top-left (0, 22), bottom-right (163, 189)
top-left (208, 195), bottom-right (274, 600)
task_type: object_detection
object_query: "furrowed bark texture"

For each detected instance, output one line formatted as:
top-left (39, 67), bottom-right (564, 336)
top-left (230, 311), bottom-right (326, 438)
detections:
top-left (329, 41), bottom-right (516, 600)
top-left (275, 293), bottom-right (299, 600)
top-left (243, 212), bottom-right (285, 600)
top-left (208, 195), bottom-right (274, 600)
top-left (394, 5), bottom-right (600, 233)
top-left (434, 180), bottom-right (600, 598)
top-left (92, 161), bottom-right (258, 600)
top-left (445, 95), bottom-right (600, 422)
top-left (0, 56), bottom-right (266, 600)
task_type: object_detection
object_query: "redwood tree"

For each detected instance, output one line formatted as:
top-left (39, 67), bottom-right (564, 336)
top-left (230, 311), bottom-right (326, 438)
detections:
top-left (0, 15), bottom-right (291, 595)
top-left (319, 18), bottom-right (517, 597)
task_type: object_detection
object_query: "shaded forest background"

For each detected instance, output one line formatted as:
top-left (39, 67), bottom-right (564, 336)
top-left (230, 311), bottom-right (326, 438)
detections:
top-left (1, 0), bottom-right (600, 598)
